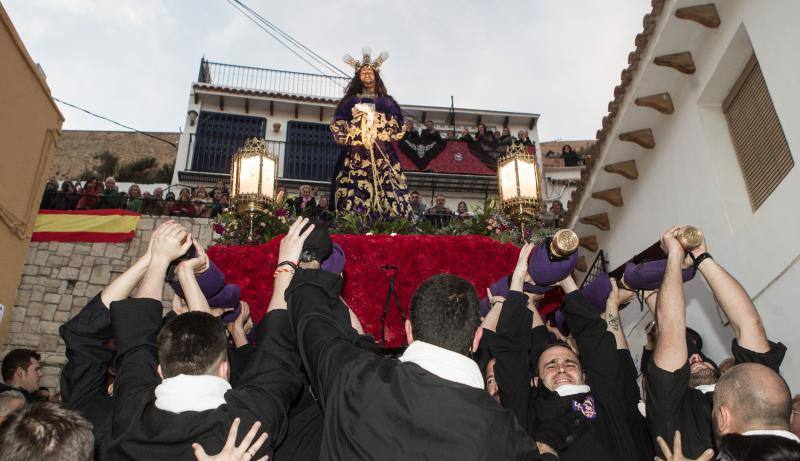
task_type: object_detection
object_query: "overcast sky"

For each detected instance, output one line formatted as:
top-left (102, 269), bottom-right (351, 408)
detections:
top-left (5, 0), bottom-right (650, 142)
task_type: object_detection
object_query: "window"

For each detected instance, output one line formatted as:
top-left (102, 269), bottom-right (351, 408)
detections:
top-left (191, 112), bottom-right (266, 173)
top-left (283, 121), bottom-right (339, 181)
top-left (723, 55), bottom-right (794, 211)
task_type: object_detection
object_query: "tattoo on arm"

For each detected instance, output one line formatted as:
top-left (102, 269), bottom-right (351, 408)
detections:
top-left (607, 314), bottom-right (620, 331)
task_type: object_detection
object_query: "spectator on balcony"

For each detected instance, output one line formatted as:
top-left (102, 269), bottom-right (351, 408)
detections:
top-left (194, 186), bottom-right (213, 218)
top-left (403, 120), bottom-right (420, 143)
top-left (98, 177), bottom-right (123, 209)
top-left (210, 188), bottom-right (225, 218)
top-left (446, 129), bottom-right (456, 141)
top-left (292, 185), bottom-right (317, 217)
top-left (499, 128), bottom-right (514, 147)
top-left (409, 190), bottom-right (426, 218)
top-left (40, 178), bottom-right (59, 210)
top-left (458, 127), bottom-right (474, 142)
top-left (169, 188), bottom-right (196, 217)
top-left (76, 177), bottom-right (100, 210)
top-left (545, 149), bottom-right (559, 159)
top-left (549, 201), bottom-right (566, 227)
top-left (426, 194), bottom-right (452, 216)
top-left (213, 180), bottom-right (228, 196)
top-left (55, 181), bottom-right (79, 211)
top-left (562, 145), bottom-right (581, 166)
top-left (420, 120), bottom-right (441, 143)
top-left (456, 201), bottom-right (473, 219)
top-left (316, 196), bottom-right (334, 223)
top-left (516, 130), bottom-right (533, 146)
top-left (141, 187), bottom-right (165, 216)
top-left (126, 184), bottom-right (143, 213)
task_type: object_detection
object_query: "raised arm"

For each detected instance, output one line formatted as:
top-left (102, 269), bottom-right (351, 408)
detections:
top-left (603, 279), bottom-right (634, 350)
top-left (692, 232), bottom-right (769, 353)
top-left (652, 226), bottom-right (689, 373)
top-left (136, 222), bottom-right (191, 300)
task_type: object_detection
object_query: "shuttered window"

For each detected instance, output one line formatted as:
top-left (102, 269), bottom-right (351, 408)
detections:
top-left (723, 55), bottom-right (794, 211)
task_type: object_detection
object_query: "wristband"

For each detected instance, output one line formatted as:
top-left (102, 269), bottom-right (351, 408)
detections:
top-left (277, 260), bottom-right (298, 271)
top-left (690, 252), bottom-right (713, 269)
top-left (273, 267), bottom-right (295, 278)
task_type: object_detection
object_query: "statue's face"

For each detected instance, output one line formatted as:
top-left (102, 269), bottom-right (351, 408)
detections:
top-left (359, 67), bottom-right (375, 86)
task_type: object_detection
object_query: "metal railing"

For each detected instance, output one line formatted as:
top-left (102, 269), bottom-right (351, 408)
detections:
top-left (198, 58), bottom-right (349, 100)
top-left (580, 250), bottom-right (608, 288)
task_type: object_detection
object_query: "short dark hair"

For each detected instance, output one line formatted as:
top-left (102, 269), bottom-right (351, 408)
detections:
top-left (157, 312), bottom-right (227, 378)
top-left (0, 402), bottom-right (93, 461)
top-left (718, 434), bottom-right (800, 461)
top-left (409, 274), bottom-right (480, 356)
top-left (2, 349), bottom-right (40, 382)
top-left (535, 341), bottom-right (580, 376)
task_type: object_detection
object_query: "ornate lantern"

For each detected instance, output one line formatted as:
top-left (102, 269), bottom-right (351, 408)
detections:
top-left (230, 138), bottom-right (278, 216)
top-left (497, 142), bottom-right (543, 216)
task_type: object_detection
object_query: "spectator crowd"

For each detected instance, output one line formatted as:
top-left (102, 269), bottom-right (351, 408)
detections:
top-left (402, 120), bottom-right (536, 162)
top-left (1, 217), bottom-right (799, 461)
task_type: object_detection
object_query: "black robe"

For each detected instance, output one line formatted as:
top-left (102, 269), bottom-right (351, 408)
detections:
top-left (285, 269), bottom-right (548, 461)
top-left (493, 291), bottom-right (641, 461)
top-left (106, 298), bottom-right (303, 460)
top-left (645, 338), bottom-right (786, 458)
top-left (59, 294), bottom-right (114, 459)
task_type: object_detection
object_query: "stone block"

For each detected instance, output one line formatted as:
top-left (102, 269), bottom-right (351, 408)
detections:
top-left (74, 243), bottom-right (92, 255)
top-left (72, 296), bottom-right (89, 310)
top-left (46, 354), bottom-right (67, 366)
top-left (46, 255), bottom-right (68, 266)
top-left (86, 284), bottom-right (104, 298)
top-left (40, 375), bottom-right (59, 390)
top-left (27, 302), bottom-right (44, 318)
top-left (58, 267), bottom-right (80, 280)
top-left (78, 266), bottom-right (92, 282)
top-left (44, 279), bottom-right (61, 290)
top-left (58, 295), bottom-right (73, 311)
top-left (43, 293), bottom-right (61, 304)
top-left (198, 225), bottom-right (213, 245)
top-left (90, 243), bottom-right (107, 257)
top-left (15, 289), bottom-right (31, 306)
top-left (48, 241), bottom-right (60, 251)
top-left (105, 244), bottom-right (125, 259)
top-left (95, 257), bottom-right (110, 265)
top-left (34, 250), bottom-right (49, 266)
top-left (40, 321), bottom-right (61, 335)
top-left (68, 254), bottom-right (84, 268)
top-left (139, 230), bottom-right (152, 246)
top-left (7, 321), bottom-right (23, 333)
top-left (58, 280), bottom-right (69, 294)
top-left (31, 287), bottom-right (45, 302)
top-left (22, 264), bottom-right (38, 276)
top-left (138, 217), bottom-right (154, 230)
top-left (89, 265), bottom-right (112, 285)
top-left (21, 275), bottom-right (40, 286)
top-left (38, 267), bottom-right (52, 277)
top-left (41, 305), bottom-right (57, 321)
top-left (9, 307), bottom-right (26, 323)
top-left (72, 282), bottom-right (88, 297)
top-left (56, 242), bottom-right (75, 257)
top-left (22, 320), bottom-right (40, 335)
top-left (39, 335), bottom-right (59, 352)
top-left (54, 311), bottom-right (70, 322)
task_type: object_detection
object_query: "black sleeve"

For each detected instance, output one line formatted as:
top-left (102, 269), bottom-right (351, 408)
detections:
top-left (228, 343), bottom-right (255, 388)
top-left (644, 361), bottom-right (691, 450)
top-left (528, 324), bottom-right (551, 374)
top-left (731, 339), bottom-right (786, 372)
top-left (562, 291), bottom-right (623, 401)
top-left (618, 349), bottom-right (642, 406)
top-left (110, 297), bottom-right (164, 434)
top-left (494, 290), bottom-right (535, 431)
top-left (59, 294), bottom-right (112, 413)
top-left (286, 269), bottom-right (373, 409)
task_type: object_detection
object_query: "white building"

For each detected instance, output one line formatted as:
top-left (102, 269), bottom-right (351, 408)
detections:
top-left (567, 0), bottom-right (800, 387)
top-left (171, 59), bottom-right (561, 211)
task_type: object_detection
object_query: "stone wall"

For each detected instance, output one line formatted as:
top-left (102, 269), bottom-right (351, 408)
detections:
top-left (2, 216), bottom-right (214, 390)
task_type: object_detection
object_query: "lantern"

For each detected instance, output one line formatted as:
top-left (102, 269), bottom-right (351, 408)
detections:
top-left (497, 143), bottom-right (543, 216)
top-left (230, 138), bottom-right (277, 216)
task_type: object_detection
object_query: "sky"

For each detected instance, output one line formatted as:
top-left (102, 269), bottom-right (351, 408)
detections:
top-left (4, 0), bottom-right (651, 142)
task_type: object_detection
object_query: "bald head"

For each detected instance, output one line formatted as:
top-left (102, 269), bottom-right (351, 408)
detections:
top-left (713, 363), bottom-right (791, 435)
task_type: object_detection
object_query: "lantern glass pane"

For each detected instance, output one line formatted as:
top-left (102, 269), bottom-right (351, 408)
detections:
top-left (517, 160), bottom-right (539, 200)
top-left (239, 156), bottom-right (261, 195)
top-left (261, 157), bottom-right (276, 198)
top-left (498, 161), bottom-right (518, 200)
top-left (230, 158), bottom-right (238, 197)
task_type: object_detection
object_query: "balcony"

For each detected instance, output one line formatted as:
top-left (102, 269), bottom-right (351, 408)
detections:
top-left (197, 58), bottom-right (350, 101)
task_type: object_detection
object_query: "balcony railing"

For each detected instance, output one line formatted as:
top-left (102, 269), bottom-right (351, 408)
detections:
top-left (198, 58), bottom-right (349, 100)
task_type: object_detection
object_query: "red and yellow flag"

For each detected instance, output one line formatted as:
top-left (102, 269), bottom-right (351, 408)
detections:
top-left (32, 209), bottom-right (141, 243)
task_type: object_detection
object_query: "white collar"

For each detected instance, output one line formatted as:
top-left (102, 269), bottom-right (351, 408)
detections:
top-left (555, 384), bottom-right (591, 397)
top-left (742, 430), bottom-right (800, 443)
top-left (154, 374), bottom-right (231, 413)
top-left (694, 383), bottom-right (716, 394)
top-left (399, 341), bottom-right (484, 390)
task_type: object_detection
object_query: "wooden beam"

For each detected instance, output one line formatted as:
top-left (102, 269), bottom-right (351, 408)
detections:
top-left (319, 106), bottom-right (324, 122)
top-left (502, 116), bottom-right (510, 128)
top-left (591, 188), bottom-right (624, 207)
top-left (675, 4), bottom-right (720, 28)
top-left (635, 92), bottom-right (674, 114)
top-left (604, 160), bottom-right (638, 180)
top-left (244, 98), bottom-right (249, 114)
top-left (576, 255), bottom-right (587, 272)
top-left (579, 235), bottom-right (598, 252)
top-left (654, 52), bottom-right (696, 74)
top-left (269, 100), bottom-right (274, 117)
top-left (193, 92), bottom-right (199, 104)
top-left (219, 95), bottom-right (224, 111)
top-left (528, 117), bottom-right (536, 130)
top-left (580, 212), bottom-right (610, 231)
top-left (294, 103), bottom-right (299, 119)
top-left (476, 115), bottom-right (482, 126)
top-left (618, 128), bottom-right (655, 149)
top-left (421, 111), bottom-right (427, 123)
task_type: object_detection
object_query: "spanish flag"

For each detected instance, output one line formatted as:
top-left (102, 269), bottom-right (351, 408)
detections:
top-left (32, 210), bottom-right (141, 243)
